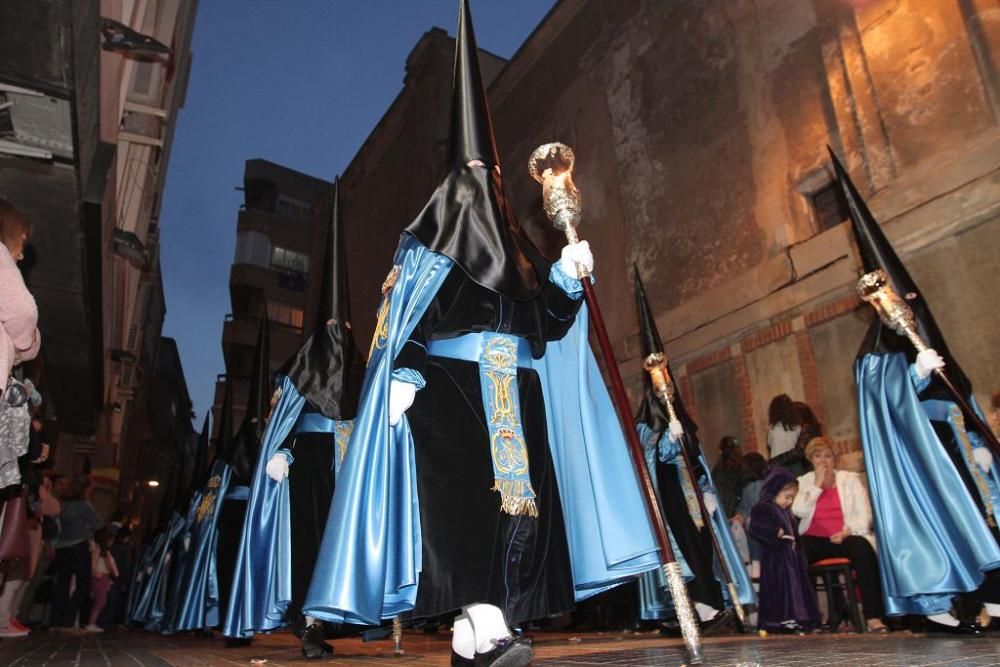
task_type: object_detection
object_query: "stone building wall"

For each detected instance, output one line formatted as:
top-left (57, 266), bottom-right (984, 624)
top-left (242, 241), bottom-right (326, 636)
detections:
top-left (340, 0), bottom-right (1000, 466)
top-left (489, 0), bottom-right (1000, 464)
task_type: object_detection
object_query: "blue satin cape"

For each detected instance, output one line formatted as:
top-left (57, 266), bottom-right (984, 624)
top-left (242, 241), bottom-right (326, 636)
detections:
top-left (170, 458), bottom-right (232, 630)
top-left (141, 512), bottom-right (187, 630)
top-left (857, 352), bottom-right (1000, 615)
top-left (304, 235), bottom-right (660, 625)
top-left (128, 529), bottom-right (168, 624)
top-left (224, 376), bottom-right (317, 638)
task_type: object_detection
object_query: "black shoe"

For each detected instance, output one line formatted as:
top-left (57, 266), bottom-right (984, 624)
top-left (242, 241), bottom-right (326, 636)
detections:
top-left (474, 635), bottom-right (533, 667)
top-left (301, 622), bottom-right (334, 659)
top-left (451, 650), bottom-right (475, 666)
top-left (223, 636), bottom-right (252, 648)
top-left (658, 620), bottom-right (681, 637)
top-left (925, 619), bottom-right (983, 636)
top-left (700, 608), bottom-right (736, 636)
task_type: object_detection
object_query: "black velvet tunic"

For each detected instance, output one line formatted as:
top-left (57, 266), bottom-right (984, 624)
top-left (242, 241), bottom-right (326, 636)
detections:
top-left (283, 413), bottom-right (336, 618)
top-left (396, 268), bottom-right (581, 623)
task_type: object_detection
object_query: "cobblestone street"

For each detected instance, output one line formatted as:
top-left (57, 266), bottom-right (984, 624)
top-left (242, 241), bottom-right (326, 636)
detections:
top-left (2, 629), bottom-right (1000, 666)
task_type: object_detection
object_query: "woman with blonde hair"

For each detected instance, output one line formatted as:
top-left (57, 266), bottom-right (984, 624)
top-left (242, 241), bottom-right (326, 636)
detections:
top-left (792, 436), bottom-right (887, 632)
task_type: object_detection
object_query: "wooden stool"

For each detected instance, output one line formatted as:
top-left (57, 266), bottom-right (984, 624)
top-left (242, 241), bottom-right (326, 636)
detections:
top-left (810, 557), bottom-right (864, 633)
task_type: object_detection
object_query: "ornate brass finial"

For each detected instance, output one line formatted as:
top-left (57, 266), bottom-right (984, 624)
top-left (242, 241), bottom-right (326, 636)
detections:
top-left (529, 143), bottom-right (582, 239)
top-left (856, 270), bottom-right (925, 350)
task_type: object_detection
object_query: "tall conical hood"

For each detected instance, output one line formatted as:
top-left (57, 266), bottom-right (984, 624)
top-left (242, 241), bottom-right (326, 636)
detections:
top-left (829, 148), bottom-right (972, 396)
top-left (635, 264), bottom-right (664, 358)
top-left (190, 413), bottom-right (210, 496)
top-left (446, 0), bottom-right (500, 170)
top-left (226, 310), bottom-right (271, 483)
top-left (633, 267), bottom-right (700, 451)
top-left (280, 179), bottom-right (364, 419)
top-left (405, 0), bottom-right (546, 301)
top-left (216, 374), bottom-right (234, 463)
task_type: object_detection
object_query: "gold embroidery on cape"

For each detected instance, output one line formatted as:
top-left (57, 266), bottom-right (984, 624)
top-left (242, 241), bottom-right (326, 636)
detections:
top-left (368, 265), bottom-right (401, 360)
top-left (952, 405), bottom-right (996, 527)
top-left (195, 476), bottom-right (221, 522)
top-left (335, 420), bottom-right (354, 469)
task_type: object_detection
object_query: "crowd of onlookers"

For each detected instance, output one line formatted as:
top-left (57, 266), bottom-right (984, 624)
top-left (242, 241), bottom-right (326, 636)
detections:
top-left (0, 197), bottom-right (136, 638)
top-left (693, 394), bottom-right (888, 632)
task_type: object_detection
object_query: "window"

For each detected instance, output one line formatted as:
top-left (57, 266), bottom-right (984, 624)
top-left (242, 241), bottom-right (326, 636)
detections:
top-left (276, 195), bottom-right (311, 222)
top-left (267, 301), bottom-right (304, 330)
top-left (810, 182), bottom-right (850, 233)
top-left (234, 231), bottom-right (271, 268)
top-left (271, 246), bottom-right (309, 273)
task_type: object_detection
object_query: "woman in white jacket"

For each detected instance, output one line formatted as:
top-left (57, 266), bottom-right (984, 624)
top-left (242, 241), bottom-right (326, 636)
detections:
top-left (793, 436), bottom-right (888, 632)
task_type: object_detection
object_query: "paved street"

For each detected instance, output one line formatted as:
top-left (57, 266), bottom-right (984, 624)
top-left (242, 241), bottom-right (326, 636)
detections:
top-left (2, 629), bottom-right (1000, 666)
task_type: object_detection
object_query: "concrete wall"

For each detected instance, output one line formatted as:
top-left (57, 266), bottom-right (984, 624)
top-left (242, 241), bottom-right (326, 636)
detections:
top-left (339, 0), bottom-right (1000, 465)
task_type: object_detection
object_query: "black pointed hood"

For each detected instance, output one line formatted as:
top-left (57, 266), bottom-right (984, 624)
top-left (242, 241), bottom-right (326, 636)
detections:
top-left (405, 0), bottom-right (547, 301)
top-left (189, 413), bottom-right (210, 497)
top-left (215, 374), bottom-right (235, 463)
top-left (280, 179), bottom-right (364, 419)
top-left (226, 311), bottom-right (271, 483)
top-left (176, 414), bottom-right (209, 513)
top-left (829, 148), bottom-right (972, 397)
top-left (633, 267), bottom-right (700, 449)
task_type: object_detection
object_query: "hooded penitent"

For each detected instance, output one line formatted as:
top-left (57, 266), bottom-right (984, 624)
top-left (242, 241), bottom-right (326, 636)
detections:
top-left (633, 268), bottom-right (755, 617)
top-left (216, 311), bottom-right (272, 633)
top-left (837, 147), bottom-right (1000, 616)
top-left (166, 377), bottom-right (235, 632)
top-left (224, 179), bottom-right (365, 639)
top-left (303, 0), bottom-right (660, 627)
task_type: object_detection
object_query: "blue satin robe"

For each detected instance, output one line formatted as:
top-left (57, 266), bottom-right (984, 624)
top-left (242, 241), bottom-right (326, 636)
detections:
top-left (303, 235), bottom-right (661, 625)
top-left (170, 458), bottom-right (232, 630)
top-left (223, 377), bottom-right (350, 638)
top-left (128, 530), bottom-right (168, 624)
top-left (856, 352), bottom-right (1000, 615)
top-left (636, 424), bottom-right (755, 620)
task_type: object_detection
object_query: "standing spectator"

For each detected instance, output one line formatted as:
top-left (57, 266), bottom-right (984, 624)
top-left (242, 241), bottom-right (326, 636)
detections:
top-left (766, 395), bottom-right (800, 459)
top-left (50, 476), bottom-right (103, 630)
top-left (792, 437), bottom-right (888, 632)
top-left (17, 471), bottom-right (60, 626)
top-left (711, 436), bottom-right (743, 517)
top-left (748, 467), bottom-right (820, 633)
top-left (0, 199), bottom-right (41, 493)
top-left (85, 528), bottom-right (118, 632)
top-left (770, 401), bottom-right (821, 477)
top-left (103, 526), bottom-right (133, 629)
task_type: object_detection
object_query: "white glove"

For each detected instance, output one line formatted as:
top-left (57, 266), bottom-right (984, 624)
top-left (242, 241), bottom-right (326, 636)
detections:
top-left (265, 452), bottom-right (290, 482)
top-left (183, 535), bottom-right (191, 551)
top-left (559, 241), bottom-right (594, 280)
top-left (703, 492), bottom-right (719, 516)
top-left (914, 348), bottom-right (945, 380)
top-left (974, 447), bottom-right (994, 473)
top-left (388, 380), bottom-right (417, 427)
top-left (667, 419), bottom-right (685, 444)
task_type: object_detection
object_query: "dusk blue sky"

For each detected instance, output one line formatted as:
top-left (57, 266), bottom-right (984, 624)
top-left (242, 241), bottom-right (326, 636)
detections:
top-left (159, 0), bottom-right (557, 427)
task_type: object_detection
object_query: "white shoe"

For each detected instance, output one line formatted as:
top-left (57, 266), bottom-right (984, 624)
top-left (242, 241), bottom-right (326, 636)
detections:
top-left (0, 625), bottom-right (30, 638)
top-left (84, 624), bottom-right (102, 633)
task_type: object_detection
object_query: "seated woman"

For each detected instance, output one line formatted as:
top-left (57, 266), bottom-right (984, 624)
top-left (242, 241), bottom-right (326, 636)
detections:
top-left (791, 436), bottom-right (888, 633)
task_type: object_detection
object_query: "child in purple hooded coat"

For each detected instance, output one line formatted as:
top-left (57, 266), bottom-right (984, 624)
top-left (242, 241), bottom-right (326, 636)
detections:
top-left (748, 467), bottom-right (820, 632)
